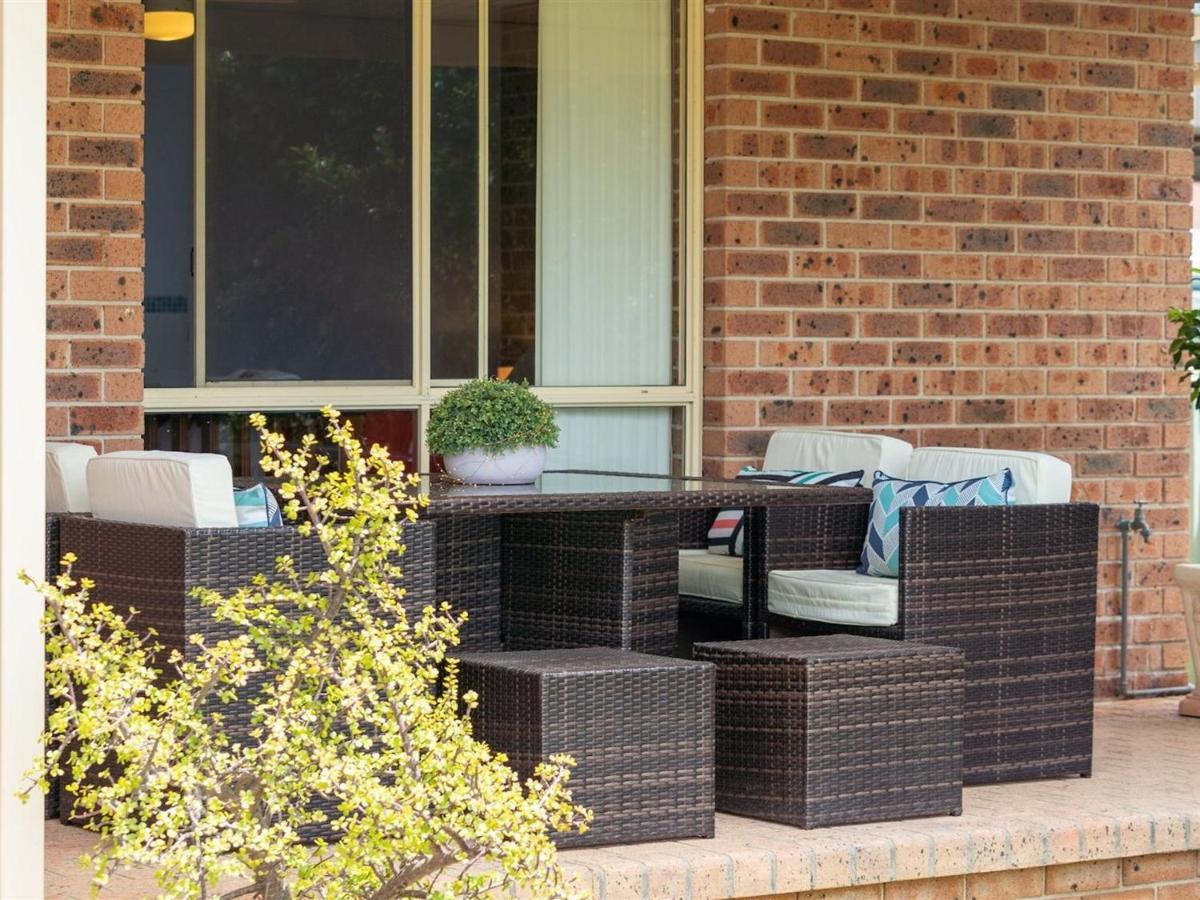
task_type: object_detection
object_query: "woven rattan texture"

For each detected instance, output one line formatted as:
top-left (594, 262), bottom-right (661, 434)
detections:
top-left (457, 648), bottom-right (715, 848)
top-left (431, 515), bottom-right (504, 651)
top-left (56, 516), bottom-right (437, 835)
top-left (695, 635), bottom-right (964, 829)
top-left (44, 515), bottom-right (62, 820)
top-left (679, 500), bottom-right (873, 626)
top-left (501, 511), bottom-right (679, 655)
top-left (794, 503), bottom-right (1099, 785)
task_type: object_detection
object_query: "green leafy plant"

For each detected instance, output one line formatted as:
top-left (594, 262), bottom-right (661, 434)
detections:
top-left (426, 379), bottom-right (559, 456)
top-left (22, 409), bottom-right (587, 899)
top-left (1169, 287), bottom-right (1200, 409)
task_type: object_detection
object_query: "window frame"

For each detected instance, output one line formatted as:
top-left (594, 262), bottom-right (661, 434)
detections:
top-left (145, 0), bottom-right (704, 474)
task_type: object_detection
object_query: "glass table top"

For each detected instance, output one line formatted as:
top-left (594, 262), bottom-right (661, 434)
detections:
top-left (419, 469), bottom-right (869, 514)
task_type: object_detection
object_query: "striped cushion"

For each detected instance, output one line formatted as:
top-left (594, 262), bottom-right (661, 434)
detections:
top-left (233, 483), bottom-right (283, 528)
top-left (707, 467), bottom-right (866, 557)
top-left (857, 468), bottom-right (1014, 578)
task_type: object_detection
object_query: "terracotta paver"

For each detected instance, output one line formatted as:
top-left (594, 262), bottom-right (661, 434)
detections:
top-left (44, 699), bottom-right (1200, 899)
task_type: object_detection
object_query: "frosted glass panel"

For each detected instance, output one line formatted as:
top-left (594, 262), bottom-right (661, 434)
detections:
top-left (533, 0), bottom-right (673, 387)
top-left (546, 408), bottom-right (673, 474)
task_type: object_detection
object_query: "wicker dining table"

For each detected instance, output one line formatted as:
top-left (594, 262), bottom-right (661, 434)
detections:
top-left (419, 470), bottom-right (870, 655)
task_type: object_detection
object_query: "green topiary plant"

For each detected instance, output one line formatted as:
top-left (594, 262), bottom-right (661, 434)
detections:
top-left (22, 408), bottom-right (587, 900)
top-left (426, 379), bottom-right (559, 456)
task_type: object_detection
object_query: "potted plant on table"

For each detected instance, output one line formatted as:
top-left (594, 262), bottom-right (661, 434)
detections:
top-left (427, 378), bottom-right (560, 485)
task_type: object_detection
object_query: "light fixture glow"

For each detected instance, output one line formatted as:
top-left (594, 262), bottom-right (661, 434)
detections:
top-left (145, 1), bottom-right (195, 42)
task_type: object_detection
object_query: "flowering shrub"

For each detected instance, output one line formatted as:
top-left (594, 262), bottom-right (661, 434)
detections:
top-left (23, 409), bottom-right (587, 899)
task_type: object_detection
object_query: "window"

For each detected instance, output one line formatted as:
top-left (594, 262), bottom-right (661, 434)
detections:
top-left (146, 409), bottom-right (418, 476)
top-left (144, 0), bottom-right (700, 474)
top-left (204, 1), bottom-right (414, 383)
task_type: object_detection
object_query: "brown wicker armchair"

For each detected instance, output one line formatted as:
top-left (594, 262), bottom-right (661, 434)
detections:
top-left (678, 500), bottom-right (871, 629)
top-left (58, 515), bottom-right (437, 674)
top-left (54, 514), bottom-right (438, 829)
top-left (680, 499), bottom-right (1099, 785)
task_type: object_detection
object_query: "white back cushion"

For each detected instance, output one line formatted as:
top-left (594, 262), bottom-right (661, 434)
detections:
top-left (87, 451), bottom-right (238, 528)
top-left (46, 442), bottom-right (96, 513)
top-left (907, 447), bottom-right (1071, 504)
top-left (763, 429), bottom-right (913, 480)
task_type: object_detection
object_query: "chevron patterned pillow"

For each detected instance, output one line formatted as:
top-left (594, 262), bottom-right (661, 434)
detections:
top-left (857, 468), bottom-right (1014, 578)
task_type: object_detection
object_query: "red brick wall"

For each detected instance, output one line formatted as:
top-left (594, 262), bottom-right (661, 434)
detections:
top-left (47, 0), bottom-right (145, 452)
top-left (703, 0), bottom-right (1195, 694)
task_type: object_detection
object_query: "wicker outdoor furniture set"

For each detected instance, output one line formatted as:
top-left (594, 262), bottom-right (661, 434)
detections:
top-left (47, 468), bottom-right (1099, 847)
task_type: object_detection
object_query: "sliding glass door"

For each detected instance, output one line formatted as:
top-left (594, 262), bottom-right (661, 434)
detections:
top-left (143, 0), bottom-right (701, 475)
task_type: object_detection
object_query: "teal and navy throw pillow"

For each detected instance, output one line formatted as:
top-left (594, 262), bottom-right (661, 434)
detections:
top-left (857, 468), bottom-right (1014, 578)
top-left (233, 483), bottom-right (283, 528)
top-left (707, 466), bottom-right (865, 557)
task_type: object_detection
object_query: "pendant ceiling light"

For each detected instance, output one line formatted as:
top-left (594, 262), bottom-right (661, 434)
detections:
top-left (145, 0), bottom-right (195, 42)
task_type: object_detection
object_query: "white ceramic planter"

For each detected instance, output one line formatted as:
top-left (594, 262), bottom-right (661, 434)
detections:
top-left (442, 445), bottom-right (547, 485)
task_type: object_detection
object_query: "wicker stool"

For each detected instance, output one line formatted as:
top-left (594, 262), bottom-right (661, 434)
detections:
top-left (694, 634), bottom-right (964, 828)
top-left (457, 647), bottom-right (714, 847)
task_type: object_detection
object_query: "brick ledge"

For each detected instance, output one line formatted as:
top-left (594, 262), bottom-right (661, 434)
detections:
top-left (558, 699), bottom-right (1200, 898)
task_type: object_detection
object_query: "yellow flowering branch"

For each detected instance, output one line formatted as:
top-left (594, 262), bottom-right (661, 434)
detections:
top-left (22, 408), bottom-right (588, 899)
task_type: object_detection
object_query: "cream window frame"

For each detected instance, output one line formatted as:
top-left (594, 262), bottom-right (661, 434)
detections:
top-left (145, 0), bottom-right (704, 474)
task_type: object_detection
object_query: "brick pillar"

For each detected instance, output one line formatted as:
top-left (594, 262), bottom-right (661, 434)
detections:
top-left (703, 0), bottom-right (1194, 695)
top-left (47, 0), bottom-right (145, 452)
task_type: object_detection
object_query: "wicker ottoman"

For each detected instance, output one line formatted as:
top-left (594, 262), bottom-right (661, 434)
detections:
top-left (457, 648), bottom-right (714, 847)
top-left (694, 635), bottom-right (964, 828)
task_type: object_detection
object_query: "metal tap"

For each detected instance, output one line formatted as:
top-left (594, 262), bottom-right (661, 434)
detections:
top-left (1116, 501), bottom-right (1151, 545)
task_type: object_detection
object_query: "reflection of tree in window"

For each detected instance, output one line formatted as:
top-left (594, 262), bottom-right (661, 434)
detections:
top-left (430, 0), bottom-right (480, 379)
top-left (205, 1), bottom-right (413, 383)
top-left (488, 0), bottom-right (539, 381)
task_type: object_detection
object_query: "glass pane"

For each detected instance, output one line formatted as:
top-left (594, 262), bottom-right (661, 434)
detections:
top-left (487, 0), bottom-right (538, 381)
top-left (545, 407), bottom-right (682, 475)
top-left (144, 39), bottom-right (195, 388)
top-left (669, 0), bottom-right (683, 387)
top-left (145, 409), bottom-right (419, 477)
top-left (430, 0), bottom-right (480, 379)
top-left (488, 0), bottom-right (679, 387)
top-left (204, 0), bottom-right (413, 383)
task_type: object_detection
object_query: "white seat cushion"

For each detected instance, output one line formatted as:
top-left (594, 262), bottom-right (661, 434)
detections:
top-left (768, 569), bottom-right (899, 628)
top-left (763, 429), bottom-right (913, 479)
top-left (679, 552), bottom-right (899, 628)
top-left (87, 451), bottom-right (238, 528)
top-left (907, 447), bottom-right (1070, 504)
top-left (678, 549), bottom-right (742, 605)
top-left (46, 442), bottom-right (97, 514)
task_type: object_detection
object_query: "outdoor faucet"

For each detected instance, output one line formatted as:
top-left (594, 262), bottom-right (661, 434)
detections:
top-left (1117, 501), bottom-right (1155, 699)
top-left (1117, 501), bottom-right (1151, 544)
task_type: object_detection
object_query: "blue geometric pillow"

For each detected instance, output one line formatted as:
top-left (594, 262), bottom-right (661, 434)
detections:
top-left (857, 469), bottom-right (1014, 578)
top-left (233, 483), bottom-right (283, 528)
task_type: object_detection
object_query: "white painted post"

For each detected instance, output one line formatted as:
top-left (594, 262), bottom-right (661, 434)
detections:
top-left (0, 0), bottom-right (48, 895)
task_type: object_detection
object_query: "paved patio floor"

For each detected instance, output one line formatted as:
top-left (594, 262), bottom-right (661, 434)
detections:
top-left (44, 698), bottom-right (1200, 899)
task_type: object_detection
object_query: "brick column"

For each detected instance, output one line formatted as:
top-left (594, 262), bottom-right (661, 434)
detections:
top-left (47, 0), bottom-right (145, 452)
top-left (703, 0), bottom-right (1195, 694)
